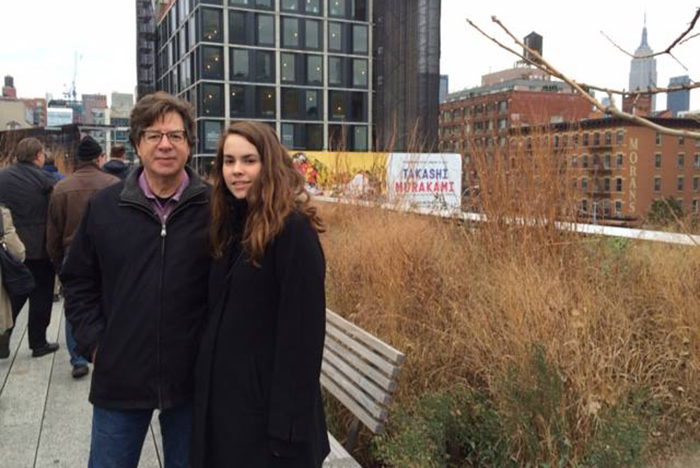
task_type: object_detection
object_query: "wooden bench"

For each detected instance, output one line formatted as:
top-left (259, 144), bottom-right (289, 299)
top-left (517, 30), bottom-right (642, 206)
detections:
top-left (321, 309), bottom-right (405, 468)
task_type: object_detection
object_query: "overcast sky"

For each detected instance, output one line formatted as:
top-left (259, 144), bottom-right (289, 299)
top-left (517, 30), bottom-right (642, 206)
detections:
top-left (1, 1), bottom-right (699, 109)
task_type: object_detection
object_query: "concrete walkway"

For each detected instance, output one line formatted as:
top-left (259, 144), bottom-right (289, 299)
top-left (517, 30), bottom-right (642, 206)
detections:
top-left (0, 300), bottom-right (162, 468)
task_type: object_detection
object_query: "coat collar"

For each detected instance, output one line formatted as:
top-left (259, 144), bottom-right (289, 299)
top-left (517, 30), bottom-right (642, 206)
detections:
top-left (120, 166), bottom-right (208, 209)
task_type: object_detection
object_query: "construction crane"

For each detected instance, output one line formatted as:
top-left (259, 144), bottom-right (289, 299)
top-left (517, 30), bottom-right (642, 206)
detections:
top-left (63, 52), bottom-right (82, 102)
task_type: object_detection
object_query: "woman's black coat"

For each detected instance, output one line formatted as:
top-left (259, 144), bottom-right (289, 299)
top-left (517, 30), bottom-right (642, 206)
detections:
top-left (191, 209), bottom-right (330, 467)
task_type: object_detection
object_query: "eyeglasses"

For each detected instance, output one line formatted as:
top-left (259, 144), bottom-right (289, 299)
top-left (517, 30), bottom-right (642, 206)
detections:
top-left (141, 130), bottom-right (188, 145)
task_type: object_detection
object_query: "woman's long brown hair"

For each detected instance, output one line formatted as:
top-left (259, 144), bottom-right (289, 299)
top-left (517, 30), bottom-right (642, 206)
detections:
top-left (209, 121), bottom-right (324, 263)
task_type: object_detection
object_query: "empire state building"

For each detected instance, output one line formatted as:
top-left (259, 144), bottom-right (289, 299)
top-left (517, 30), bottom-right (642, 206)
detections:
top-left (628, 18), bottom-right (658, 111)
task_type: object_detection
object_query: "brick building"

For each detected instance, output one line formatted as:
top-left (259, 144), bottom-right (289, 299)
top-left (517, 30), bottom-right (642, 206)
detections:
top-left (438, 68), bottom-right (592, 155)
top-left (503, 118), bottom-right (700, 225)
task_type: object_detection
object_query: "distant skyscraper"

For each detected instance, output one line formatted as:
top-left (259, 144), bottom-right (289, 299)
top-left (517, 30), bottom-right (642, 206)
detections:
top-left (667, 75), bottom-right (690, 117)
top-left (628, 17), bottom-right (658, 111)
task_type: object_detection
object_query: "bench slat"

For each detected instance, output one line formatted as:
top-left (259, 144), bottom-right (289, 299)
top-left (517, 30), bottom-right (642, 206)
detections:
top-left (326, 322), bottom-right (400, 378)
top-left (327, 310), bottom-right (405, 365)
top-left (321, 360), bottom-right (387, 421)
top-left (324, 338), bottom-right (397, 393)
top-left (320, 373), bottom-right (385, 434)
top-left (323, 347), bottom-right (392, 407)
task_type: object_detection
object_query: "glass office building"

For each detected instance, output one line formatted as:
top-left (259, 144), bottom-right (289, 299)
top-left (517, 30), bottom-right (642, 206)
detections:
top-left (154, 0), bottom-right (373, 171)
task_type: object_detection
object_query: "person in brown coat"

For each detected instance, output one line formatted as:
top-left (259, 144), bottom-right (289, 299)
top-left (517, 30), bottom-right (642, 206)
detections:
top-left (46, 136), bottom-right (119, 378)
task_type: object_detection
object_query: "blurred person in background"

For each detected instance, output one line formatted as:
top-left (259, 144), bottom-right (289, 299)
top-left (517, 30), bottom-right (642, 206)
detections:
top-left (0, 205), bottom-right (26, 358)
top-left (0, 137), bottom-right (59, 358)
top-left (47, 135), bottom-right (119, 379)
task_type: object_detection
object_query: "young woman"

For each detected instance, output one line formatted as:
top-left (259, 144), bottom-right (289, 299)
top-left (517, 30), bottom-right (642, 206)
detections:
top-left (191, 121), bottom-right (330, 467)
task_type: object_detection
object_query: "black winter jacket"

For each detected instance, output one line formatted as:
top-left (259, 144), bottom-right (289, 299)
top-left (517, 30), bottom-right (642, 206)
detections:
top-left (0, 162), bottom-right (56, 259)
top-left (61, 167), bottom-right (211, 410)
top-left (191, 208), bottom-right (330, 468)
top-left (102, 160), bottom-right (131, 180)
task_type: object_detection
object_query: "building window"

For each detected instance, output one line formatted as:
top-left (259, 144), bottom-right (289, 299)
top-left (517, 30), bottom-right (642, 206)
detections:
top-left (230, 85), bottom-right (246, 117)
top-left (282, 17), bottom-right (300, 48)
top-left (616, 177), bottom-right (622, 192)
top-left (281, 0), bottom-right (299, 11)
top-left (656, 132), bottom-right (661, 145)
top-left (352, 25), bottom-right (368, 54)
top-left (616, 130), bottom-right (624, 145)
top-left (654, 176), bottom-right (661, 192)
top-left (306, 124), bottom-right (323, 149)
top-left (201, 8), bottom-right (223, 42)
top-left (352, 59), bottom-right (368, 87)
top-left (281, 53), bottom-right (296, 82)
top-left (655, 153), bottom-right (661, 169)
top-left (603, 153), bottom-right (611, 169)
top-left (231, 49), bottom-right (249, 80)
top-left (581, 178), bottom-right (588, 192)
top-left (582, 154), bottom-right (589, 168)
top-left (328, 56), bottom-right (342, 86)
top-left (678, 153), bottom-right (685, 168)
top-left (352, 0), bottom-right (367, 20)
top-left (256, 14), bottom-right (274, 45)
top-left (615, 201), bottom-right (622, 216)
top-left (282, 88), bottom-right (300, 119)
top-left (329, 22), bottom-right (343, 51)
top-left (695, 153), bottom-right (700, 170)
top-left (200, 83), bottom-right (224, 117)
top-left (603, 177), bottom-right (610, 192)
top-left (329, 0), bottom-right (346, 17)
top-left (572, 134), bottom-right (578, 148)
top-left (305, 90), bottom-right (320, 119)
top-left (307, 55), bottom-right (323, 85)
top-left (256, 50), bottom-right (274, 82)
top-left (305, 19), bottom-right (321, 49)
top-left (281, 123), bottom-right (295, 148)
top-left (571, 154), bottom-right (578, 167)
top-left (349, 92), bottom-right (366, 121)
top-left (229, 11), bottom-right (246, 44)
top-left (200, 120), bottom-right (223, 153)
top-left (201, 45), bottom-right (223, 80)
top-left (582, 133), bottom-right (589, 146)
top-left (581, 199), bottom-right (588, 213)
top-left (604, 131), bottom-right (612, 145)
top-left (593, 132), bottom-right (600, 146)
top-left (678, 176), bottom-right (684, 191)
top-left (257, 87), bottom-right (276, 117)
top-left (694, 176), bottom-right (700, 192)
top-left (679, 135), bottom-right (685, 145)
top-left (354, 126), bottom-right (368, 151)
top-left (330, 91), bottom-right (345, 119)
top-left (693, 199), bottom-right (699, 214)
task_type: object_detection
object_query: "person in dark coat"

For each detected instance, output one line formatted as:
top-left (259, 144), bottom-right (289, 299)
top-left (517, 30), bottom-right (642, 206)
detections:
top-left (191, 121), bottom-right (330, 468)
top-left (47, 136), bottom-right (119, 379)
top-left (0, 137), bottom-right (59, 357)
top-left (60, 92), bottom-right (210, 468)
top-left (102, 144), bottom-right (131, 180)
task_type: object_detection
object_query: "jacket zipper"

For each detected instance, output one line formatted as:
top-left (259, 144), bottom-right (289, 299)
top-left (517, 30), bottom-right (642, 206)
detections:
top-left (157, 221), bottom-right (166, 409)
top-left (119, 195), bottom-right (206, 410)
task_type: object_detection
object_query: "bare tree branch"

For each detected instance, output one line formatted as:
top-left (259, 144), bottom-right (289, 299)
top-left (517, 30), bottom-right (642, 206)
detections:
top-left (466, 18), bottom-right (700, 97)
top-left (600, 7), bottom-right (700, 59)
top-left (465, 16), bottom-right (700, 139)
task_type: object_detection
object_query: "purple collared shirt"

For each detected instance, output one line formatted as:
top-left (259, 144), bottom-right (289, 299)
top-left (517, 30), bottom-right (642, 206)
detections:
top-left (138, 170), bottom-right (190, 224)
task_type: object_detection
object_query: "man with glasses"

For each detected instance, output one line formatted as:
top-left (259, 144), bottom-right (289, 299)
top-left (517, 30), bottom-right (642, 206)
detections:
top-left (0, 137), bottom-right (59, 359)
top-left (61, 92), bottom-right (211, 467)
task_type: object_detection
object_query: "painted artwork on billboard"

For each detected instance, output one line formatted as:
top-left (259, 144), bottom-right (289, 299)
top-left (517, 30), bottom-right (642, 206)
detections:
top-left (291, 151), bottom-right (462, 210)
